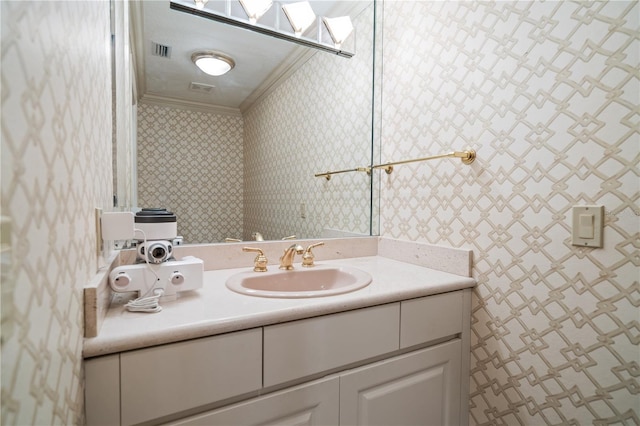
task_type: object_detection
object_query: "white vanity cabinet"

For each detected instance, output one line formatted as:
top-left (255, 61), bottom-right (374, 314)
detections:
top-left (168, 340), bottom-right (461, 426)
top-left (84, 289), bottom-right (471, 426)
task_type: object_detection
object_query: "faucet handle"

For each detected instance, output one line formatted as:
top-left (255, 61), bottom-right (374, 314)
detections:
top-left (302, 242), bottom-right (324, 267)
top-left (242, 247), bottom-right (268, 272)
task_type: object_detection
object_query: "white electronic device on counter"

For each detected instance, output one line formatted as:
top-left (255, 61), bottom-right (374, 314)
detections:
top-left (101, 208), bottom-right (204, 311)
top-left (109, 256), bottom-right (203, 300)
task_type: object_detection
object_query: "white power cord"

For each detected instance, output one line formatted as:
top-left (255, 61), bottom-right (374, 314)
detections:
top-left (125, 288), bottom-right (164, 313)
top-left (125, 228), bottom-right (165, 313)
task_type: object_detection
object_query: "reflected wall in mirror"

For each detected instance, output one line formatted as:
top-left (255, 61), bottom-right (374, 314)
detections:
top-left (127, 0), bottom-right (380, 244)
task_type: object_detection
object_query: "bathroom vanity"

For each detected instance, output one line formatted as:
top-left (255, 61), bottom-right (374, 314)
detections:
top-left (84, 245), bottom-right (475, 426)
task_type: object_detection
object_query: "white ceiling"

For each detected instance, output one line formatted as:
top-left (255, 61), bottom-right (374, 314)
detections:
top-left (130, 0), bottom-right (368, 114)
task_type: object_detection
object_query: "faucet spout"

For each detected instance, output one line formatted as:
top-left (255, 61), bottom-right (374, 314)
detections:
top-left (279, 244), bottom-right (304, 270)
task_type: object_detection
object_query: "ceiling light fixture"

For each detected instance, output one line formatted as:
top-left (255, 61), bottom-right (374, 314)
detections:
top-left (282, 1), bottom-right (316, 37)
top-left (239, 0), bottom-right (272, 24)
top-left (323, 16), bottom-right (354, 47)
top-left (191, 51), bottom-right (235, 76)
top-left (171, 2), bottom-right (355, 58)
top-left (193, 0), bottom-right (208, 9)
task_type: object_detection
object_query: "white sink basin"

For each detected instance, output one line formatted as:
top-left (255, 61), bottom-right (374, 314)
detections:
top-left (226, 264), bottom-right (372, 298)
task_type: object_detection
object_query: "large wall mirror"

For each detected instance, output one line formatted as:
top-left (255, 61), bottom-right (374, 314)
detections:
top-left (115, 0), bottom-right (381, 244)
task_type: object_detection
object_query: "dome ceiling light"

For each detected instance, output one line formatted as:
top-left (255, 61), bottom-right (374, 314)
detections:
top-left (191, 51), bottom-right (235, 76)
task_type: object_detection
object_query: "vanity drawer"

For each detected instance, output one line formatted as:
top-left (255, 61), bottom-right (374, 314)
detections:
top-left (400, 290), bottom-right (463, 349)
top-left (120, 328), bottom-right (262, 425)
top-left (264, 303), bottom-right (400, 387)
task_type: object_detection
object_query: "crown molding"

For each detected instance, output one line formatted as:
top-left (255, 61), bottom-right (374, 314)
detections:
top-left (140, 94), bottom-right (242, 117)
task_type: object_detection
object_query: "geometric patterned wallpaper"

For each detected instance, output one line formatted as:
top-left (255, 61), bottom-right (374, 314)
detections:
top-left (1, 1), bottom-right (636, 425)
top-left (243, 3), bottom-right (375, 241)
top-left (137, 103), bottom-right (244, 243)
top-left (1, 1), bottom-right (112, 424)
top-left (380, 1), bottom-right (639, 424)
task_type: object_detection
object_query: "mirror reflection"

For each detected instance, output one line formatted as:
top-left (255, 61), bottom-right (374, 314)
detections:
top-left (123, 0), bottom-right (379, 244)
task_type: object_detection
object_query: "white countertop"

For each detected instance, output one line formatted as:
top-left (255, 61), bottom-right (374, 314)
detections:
top-left (83, 256), bottom-right (476, 358)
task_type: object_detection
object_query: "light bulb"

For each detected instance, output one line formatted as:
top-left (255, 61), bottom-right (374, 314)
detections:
top-left (239, 0), bottom-right (272, 24)
top-left (282, 1), bottom-right (316, 37)
top-left (323, 16), bottom-right (354, 47)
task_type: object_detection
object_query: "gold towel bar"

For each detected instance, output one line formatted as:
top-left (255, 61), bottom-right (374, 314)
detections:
top-left (314, 167), bottom-right (370, 181)
top-left (371, 150), bottom-right (476, 174)
top-left (315, 150), bottom-right (476, 180)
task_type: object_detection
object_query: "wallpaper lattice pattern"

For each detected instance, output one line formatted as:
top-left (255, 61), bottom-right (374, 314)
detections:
top-left (137, 104), bottom-right (244, 243)
top-left (1, 1), bottom-right (112, 424)
top-left (380, 1), bottom-right (639, 424)
top-left (242, 4), bottom-right (375, 241)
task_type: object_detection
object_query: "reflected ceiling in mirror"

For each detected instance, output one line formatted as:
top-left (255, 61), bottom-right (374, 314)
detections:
top-left (132, 0), bottom-right (366, 112)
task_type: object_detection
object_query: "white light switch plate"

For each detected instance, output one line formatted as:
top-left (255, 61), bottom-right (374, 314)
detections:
top-left (571, 205), bottom-right (604, 248)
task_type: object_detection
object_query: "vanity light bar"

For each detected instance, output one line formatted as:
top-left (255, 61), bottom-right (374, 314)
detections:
top-left (315, 150), bottom-right (477, 180)
top-left (170, 1), bottom-right (355, 58)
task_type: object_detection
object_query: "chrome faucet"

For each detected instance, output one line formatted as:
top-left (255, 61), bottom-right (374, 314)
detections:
top-left (279, 243), bottom-right (304, 270)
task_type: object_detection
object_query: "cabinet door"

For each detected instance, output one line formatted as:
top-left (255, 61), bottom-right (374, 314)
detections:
top-left (167, 376), bottom-right (339, 426)
top-left (340, 339), bottom-right (462, 426)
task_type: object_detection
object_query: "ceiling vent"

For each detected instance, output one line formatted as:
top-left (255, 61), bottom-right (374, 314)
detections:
top-left (151, 41), bottom-right (171, 58)
top-left (189, 82), bottom-right (216, 94)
